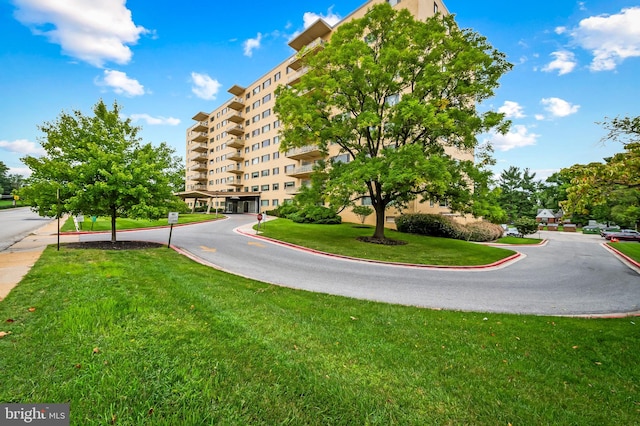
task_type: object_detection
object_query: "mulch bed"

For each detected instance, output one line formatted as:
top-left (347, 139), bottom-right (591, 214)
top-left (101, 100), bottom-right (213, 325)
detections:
top-left (356, 236), bottom-right (408, 246)
top-left (64, 241), bottom-right (165, 250)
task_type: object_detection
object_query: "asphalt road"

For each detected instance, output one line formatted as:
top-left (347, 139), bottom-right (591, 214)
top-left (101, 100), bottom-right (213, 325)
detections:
top-left (78, 214), bottom-right (640, 316)
top-left (0, 207), bottom-right (53, 252)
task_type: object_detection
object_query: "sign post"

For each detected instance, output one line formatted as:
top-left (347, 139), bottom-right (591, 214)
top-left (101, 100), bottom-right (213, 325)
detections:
top-left (167, 212), bottom-right (179, 248)
top-left (257, 213), bottom-right (263, 232)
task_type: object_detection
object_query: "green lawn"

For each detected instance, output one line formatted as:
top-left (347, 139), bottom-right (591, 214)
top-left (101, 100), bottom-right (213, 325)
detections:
top-left (609, 242), bottom-right (640, 262)
top-left (60, 213), bottom-right (221, 232)
top-left (0, 247), bottom-right (637, 425)
top-left (0, 199), bottom-right (26, 209)
top-left (495, 236), bottom-right (543, 245)
top-left (257, 219), bottom-right (515, 266)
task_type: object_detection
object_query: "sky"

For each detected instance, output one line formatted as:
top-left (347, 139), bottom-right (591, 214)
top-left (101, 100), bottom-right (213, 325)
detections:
top-left (1, 0), bottom-right (639, 182)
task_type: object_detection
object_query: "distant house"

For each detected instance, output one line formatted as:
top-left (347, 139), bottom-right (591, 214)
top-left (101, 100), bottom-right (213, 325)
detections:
top-left (536, 208), bottom-right (563, 223)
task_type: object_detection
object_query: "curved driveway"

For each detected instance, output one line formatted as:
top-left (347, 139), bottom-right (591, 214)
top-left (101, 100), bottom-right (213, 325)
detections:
top-left (79, 214), bottom-right (640, 316)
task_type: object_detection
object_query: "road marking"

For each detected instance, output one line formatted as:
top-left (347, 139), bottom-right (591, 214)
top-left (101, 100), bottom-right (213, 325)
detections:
top-left (200, 245), bottom-right (217, 253)
top-left (248, 241), bottom-right (265, 248)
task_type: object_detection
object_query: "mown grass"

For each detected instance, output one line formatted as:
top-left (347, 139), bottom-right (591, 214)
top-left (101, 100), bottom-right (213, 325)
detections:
top-left (0, 247), bottom-right (638, 425)
top-left (495, 236), bottom-right (543, 245)
top-left (609, 242), bottom-right (640, 262)
top-left (0, 199), bottom-right (26, 209)
top-left (257, 218), bottom-right (515, 266)
top-left (60, 213), bottom-right (221, 232)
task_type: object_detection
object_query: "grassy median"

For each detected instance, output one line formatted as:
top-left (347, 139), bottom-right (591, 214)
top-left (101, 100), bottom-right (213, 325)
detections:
top-left (60, 213), bottom-right (221, 232)
top-left (0, 246), bottom-right (638, 425)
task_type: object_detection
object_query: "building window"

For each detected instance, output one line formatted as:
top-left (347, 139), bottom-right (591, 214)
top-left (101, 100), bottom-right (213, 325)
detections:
top-left (261, 169), bottom-right (270, 177)
top-left (262, 139), bottom-right (270, 148)
top-left (252, 129), bottom-right (260, 137)
top-left (273, 167), bottom-right (279, 175)
top-left (361, 197), bottom-right (372, 206)
top-left (244, 173), bottom-right (249, 180)
top-left (253, 86), bottom-right (260, 95)
top-left (262, 109), bottom-right (271, 119)
top-left (261, 154), bottom-right (270, 162)
top-left (252, 157), bottom-right (260, 165)
top-left (253, 100), bottom-right (260, 109)
top-left (434, 2), bottom-right (438, 13)
top-left (245, 106), bottom-right (250, 113)
top-left (262, 78), bottom-right (271, 89)
top-left (252, 171), bottom-right (259, 178)
top-left (261, 200), bottom-right (270, 207)
top-left (262, 124), bottom-right (271, 133)
top-left (252, 186), bottom-right (259, 192)
top-left (273, 120), bottom-right (280, 129)
top-left (272, 183), bottom-right (279, 190)
top-left (385, 93), bottom-right (400, 106)
top-left (272, 199), bottom-right (279, 206)
top-left (261, 184), bottom-right (270, 191)
top-left (273, 136), bottom-right (280, 144)
top-left (252, 115), bottom-right (260, 123)
top-left (262, 93), bottom-right (272, 103)
top-left (388, 0), bottom-right (400, 5)
top-left (274, 71), bottom-right (281, 81)
top-left (273, 151), bottom-right (279, 159)
top-left (252, 143), bottom-right (260, 151)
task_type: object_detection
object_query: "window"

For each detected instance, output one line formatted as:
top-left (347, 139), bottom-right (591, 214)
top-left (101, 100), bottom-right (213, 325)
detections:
top-left (262, 109), bottom-right (271, 119)
top-left (244, 173), bottom-right (249, 180)
top-left (261, 184), bottom-right (270, 191)
top-left (262, 78), bottom-right (271, 89)
top-left (385, 93), bottom-right (400, 106)
top-left (273, 151), bottom-right (279, 159)
top-left (261, 169), bottom-right (270, 177)
top-left (361, 197), bottom-right (372, 206)
top-left (284, 164), bottom-right (295, 173)
top-left (272, 183), bottom-right (279, 190)
top-left (252, 114), bottom-right (260, 123)
top-left (253, 86), bottom-right (261, 95)
top-left (273, 120), bottom-right (280, 129)
top-left (244, 160), bottom-right (249, 166)
top-left (434, 2), bottom-right (438, 13)
top-left (272, 199), bottom-right (279, 206)
top-left (284, 181), bottom-right (295, 188)
top-left (251, 171), bottom-right (259, 178)
top-left (252, 143), bottom-right (260, 151)
top-left (261, 200), bottom-right (270, 207)
top-left (262, 124), bottom-right (271, 133)
top-left (252, 157), bottom-right (260, 165)
top-left (274, 71), bottom-right (281, 81)
top-left (261, 154), bottom-right (270, 162)
top-left (245, 106), bottom-right (250, 113)
top-left (272, 167), bottom-right (279, 175)
top-left (252, 186), bottom-right (259, 192)
top-left (273, 136), bottom-right (280, 144)
top-left (262, 93), bottom-right (272, 103)
top-left (262, 139), bottom-right (270, 148)
top-left (332, 153), bottom-right (350, 163)
top-left (253, 100), bottom-right (260, 109)
top-left (387, 0), bottom-right (400, 5)
top-left (252, 129), bottom-right (260, 137)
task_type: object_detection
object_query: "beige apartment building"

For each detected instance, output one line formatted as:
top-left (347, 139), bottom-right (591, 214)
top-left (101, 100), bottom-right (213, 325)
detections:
top-left (181, 0), bottom-right (465, 226)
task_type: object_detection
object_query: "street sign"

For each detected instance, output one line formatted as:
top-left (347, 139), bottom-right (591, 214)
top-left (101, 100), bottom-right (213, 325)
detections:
top-left (168, 212), bottom-right (179, 224)
top-left (257, 213), bottom-right (263, 222)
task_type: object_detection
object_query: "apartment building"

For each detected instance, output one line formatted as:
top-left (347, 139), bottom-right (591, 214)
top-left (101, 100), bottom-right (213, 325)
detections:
top-left (181, 0), bottom-right (461, 225)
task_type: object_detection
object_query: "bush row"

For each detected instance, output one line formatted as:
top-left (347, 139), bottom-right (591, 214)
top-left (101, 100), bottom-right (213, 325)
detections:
top-left (266, 204), bottom-right (341, 225)
top-left (395, 213), bottom-right (504, 242)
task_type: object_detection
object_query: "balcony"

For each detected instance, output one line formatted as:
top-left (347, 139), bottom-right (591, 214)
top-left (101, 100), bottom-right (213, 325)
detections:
top-left (187, 184), bottom-right (207, 191)
top-left (227, 164), bottom-right (243, 175)
top-left (226, 137), bottom-right (244, 149)
top-left (227, 150), bottom-right (244, 162)
top-left (288, 38), bottom-right (326, 70)
top-left (225, 109), bottom-right (243, 124)
top-left (285, 145), bottom-right (322, 160)
top-left (189, 163), bottom-right (207, 172)
top-left (190, 142), bottom-right (208, 152)
top-left (228, 84), bottom-right (245, 96)
top-left (192, 121), bottom-right (208, 133)
top-left (286, 164), bottom-right (315, 178)
top-left (228, 97), bottom-right (245, 111)
top-left (228, 179), bottom-right (243, 188)
top-left (285, 186), bottom-right (303, 195)
top-left (192, 111), bottom-right (209, 122)
top-left (227, 124), bottom-right (245, 136)
top-left (189, 173), bottom-right (207, 182)
top-left (288, 19), bottom-right (332, 51)
top-left (189, 151), bottom-right (207, 162)
top-left (287, 67), bottom-right (308, 85)
top-left (190, 131), bottom-right (207, 142)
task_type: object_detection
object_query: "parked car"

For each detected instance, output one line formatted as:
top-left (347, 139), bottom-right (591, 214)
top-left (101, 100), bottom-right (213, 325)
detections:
top-left (504, 227), bottom-right (523, 238)
top-left (604, 229), bottom-right (640, 242)
top-left (600, 226), bottom-right (621, 237)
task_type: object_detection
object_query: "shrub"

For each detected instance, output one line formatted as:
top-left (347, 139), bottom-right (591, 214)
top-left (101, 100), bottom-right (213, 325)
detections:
top-left (269, 203), bottom-right (299, 218)
top-left (352, 205), bottom-right (373, 224)
top-left (289, 205), bottom-right (342, 224)
top-left (513, 217), bottom-right (538, 236)
top-left (465, 221), bottom-right (504, 242)
top-left (395, 214), bottom-right (468, 240)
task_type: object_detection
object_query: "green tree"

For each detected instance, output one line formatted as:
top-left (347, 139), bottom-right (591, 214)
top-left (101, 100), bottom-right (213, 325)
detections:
top-left (352, 205), bottom-right (374, 224)
top-left (538, 171), bottom-right (570, 211)
top-left (275, 3), bottom-right (511, 240)
top-left (0, 161), bottom-right (9, 195)
top-left (21, 100), bottom-right (184, 242)
top-left (563, 116), bottom-right (640, 228)
top-left (497, 166), bottom-right (538, 222)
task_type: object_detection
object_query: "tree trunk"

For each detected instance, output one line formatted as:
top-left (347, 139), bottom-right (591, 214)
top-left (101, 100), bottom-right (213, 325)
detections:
top-left (372, 204), bottom-right (386, 240)
top-left (110, 206), bottom-right (117, 243)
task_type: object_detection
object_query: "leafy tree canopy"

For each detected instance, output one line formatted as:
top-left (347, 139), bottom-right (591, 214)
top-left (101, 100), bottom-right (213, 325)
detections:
top-left (562, 116), bottom-right (640, 228)
top-left (496, 166), bottom-right (539, 222)
top-left (275, 3), bottom-right (512, 240)
top-left (21, 100), bottom-right (184, 242)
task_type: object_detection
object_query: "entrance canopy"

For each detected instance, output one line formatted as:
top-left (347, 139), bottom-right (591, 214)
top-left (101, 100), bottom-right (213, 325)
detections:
top-left (175, 190), bottom-right (261, 214)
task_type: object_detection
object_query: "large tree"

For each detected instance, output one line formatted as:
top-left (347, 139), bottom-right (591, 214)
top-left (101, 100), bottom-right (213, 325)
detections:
top-left (275, 4), bottom-right (511, 240)
top-left (563, 116), bottom-right (640, 228)
top-left (21, 100), bottom-right (183, 242)
top-left (496, 166), bottom-right (539, 222)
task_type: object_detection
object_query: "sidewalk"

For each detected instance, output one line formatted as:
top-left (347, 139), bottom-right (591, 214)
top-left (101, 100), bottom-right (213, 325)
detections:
top-left (0, 218), bottom-right (78, 301)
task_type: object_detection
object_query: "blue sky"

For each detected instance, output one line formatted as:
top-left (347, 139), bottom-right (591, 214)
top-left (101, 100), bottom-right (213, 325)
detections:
top-left (1, 0), bottom-right (639, 182)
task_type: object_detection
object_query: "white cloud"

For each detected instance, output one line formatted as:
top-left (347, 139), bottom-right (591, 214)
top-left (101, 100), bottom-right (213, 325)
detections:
top-left (570, 7), bottom-right (640, 71)
top-left (243, 33), bottom-right (262, 57)
top-left (13, 0), bottom-right (148, 67)
top-left (0, 139), bottom-right (46, 156)
top-left (130, 114), bottom-right (180, 126)
top-left (97, 70), bottom-right (145, 96)
top-left (9, 167), bottom-right (33, 178)
top-left (541, 97), bottom-right (580, 117)
top-left (485, 125), bottom-right (539, 152)
top-left (542, 51), bottom-right (577, 75)
top-left (190, 72), bottom-right (221, 101)
top-left (535, 114), bottom-right (545, 121)
top-left (498, 101), bottom-right (526, 119)
top-left (303, 9), bottom-right (342, 28)
top-left (555, 26), bottom-right (567, 35)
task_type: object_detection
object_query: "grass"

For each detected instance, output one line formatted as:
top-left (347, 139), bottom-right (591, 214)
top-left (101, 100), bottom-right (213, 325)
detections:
top-left (257, 219), bottom-right (515, 266)
top-left (0, 247), bottom-right (638, 425)
top-left (609, 242), bottom-right (640, 262)
top-left (60, 213), bottom-right (221, 232)
top-left (496, 236), bottom-right (543, 245)
top-left (0, 199), bottom-right (26, 209)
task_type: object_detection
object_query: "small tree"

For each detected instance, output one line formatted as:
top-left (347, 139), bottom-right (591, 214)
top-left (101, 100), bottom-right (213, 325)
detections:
top-left (21, 100), bottom-right (184, 242)
top-left (352, 205), bottom-right (373, 224)
top-left (275, 3), bottom-right (511, 241)
top-left (513, 217), bottom-right (538, 236)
